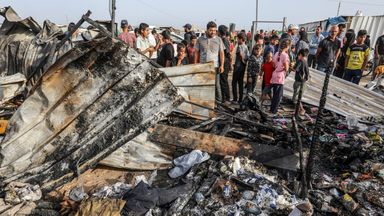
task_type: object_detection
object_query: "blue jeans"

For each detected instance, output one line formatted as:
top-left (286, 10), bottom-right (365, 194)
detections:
top-left (270, 84), bottom-right (284, 114)
top-left (343, 69), bottom-right (362, 85)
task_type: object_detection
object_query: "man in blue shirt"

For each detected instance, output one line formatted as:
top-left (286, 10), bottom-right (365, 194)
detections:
top-left (308, 26), bottom-right (324, 68)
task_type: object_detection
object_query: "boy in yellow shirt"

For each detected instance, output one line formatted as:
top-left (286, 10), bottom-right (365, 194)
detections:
top-left (344, 30), bottom-right (370, 85)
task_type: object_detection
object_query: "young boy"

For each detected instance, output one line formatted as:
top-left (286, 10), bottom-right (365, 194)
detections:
top-left (174, 43), bottom-right (189, 66)
top-left (232, 33), bottom-right (249, 103)
top-left (344, 30), bottom-right (370, 85)
top-left (292, 49), bottom-right (310, 116)
top-left (247, 44), bottom-right (263, 94)
top-left (187, 35), bottom-right (197, 64)
top-left (260, 51), bottom-right (274, 105)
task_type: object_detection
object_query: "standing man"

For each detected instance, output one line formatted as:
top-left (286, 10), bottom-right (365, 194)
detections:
top-left (316, 25), bottom-right (341, 73)
top-left (308, 26), bottom-right (324, 68)
top-left (118, 20), bottom-right (136, 48)
top-left (195, 21), bottom-right (225, 104)
top-left (218, 25), bottom-right (232, 105)
top-left (135, 23), bottom-right (155, 58)
top-left (287, 24), bottom-right (299, 46)
top-left (183, 23), bottom-right (195, 44)
top-left (232, 33), bottom-right (249, 103)
top-left (343, 30), bottom-right (370, 85)
top-left (337, 23), bottom-right (346, 46)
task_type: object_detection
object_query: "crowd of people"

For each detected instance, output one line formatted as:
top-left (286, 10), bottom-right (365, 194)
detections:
top-left (115, 19), bottom-right (384, 116)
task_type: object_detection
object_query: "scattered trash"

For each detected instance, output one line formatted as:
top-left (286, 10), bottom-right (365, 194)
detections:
top-left (69, 186), bottom-right (88, 202)
top-left (242, 190), bottom-right (255, 200)
top-left (4, 182), bottom-right (42, 205)
top-left (75, 198), bottom-right (126, 216)
top-left (121, 181), bottom-right (192, 215)
top-left (92, 182), bottom-right (132, 199)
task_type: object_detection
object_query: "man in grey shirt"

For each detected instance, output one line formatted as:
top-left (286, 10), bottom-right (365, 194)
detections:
top-left (195, 21), bottom-right (225, 104)
top-left (308, 26), bottom-right (324, 68)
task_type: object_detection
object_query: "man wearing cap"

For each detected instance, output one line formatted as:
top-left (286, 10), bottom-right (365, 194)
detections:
top-left (183, 23), bottom-right (195, 43)
top-left (287, 24), bottom-right (299, 46)
top-left (118, 20), bottom-right (136, 48)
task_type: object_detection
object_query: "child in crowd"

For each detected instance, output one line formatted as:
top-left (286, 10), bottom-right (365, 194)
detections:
top-left (270, 39), bottom-right (290, 114)
top-left (174, 43), bottom-right (189, 66)
top-left (247, 44), bottom-right (263, 94)
top-left (187, 35), bottom-right (197, 64)
top-left (292, 49), bottom-right (310, 116)
top-left (232, 33), bottom-right (249, 103)
top-left (260, 51), bottom-right (274, 105)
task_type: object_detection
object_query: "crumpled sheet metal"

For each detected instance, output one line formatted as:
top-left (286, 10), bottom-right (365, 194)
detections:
top-left (284, 68), bottom-right (384, 118)
top-left (0, 73), bottom-right (26, 103)
top-left (0, 6), bottom-right (64, 88)
top-left (0, 38), bottom-right (184, 191)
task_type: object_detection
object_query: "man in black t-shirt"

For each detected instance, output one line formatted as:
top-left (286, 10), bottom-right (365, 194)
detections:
top-left (316, 25), bottom-right (341, 73)
top-left (157, 30), bottom-right (174, 67)
top-left (183, 23), bottom-right (195, 44)
top-left (218, 25), bottom-right (231, 104)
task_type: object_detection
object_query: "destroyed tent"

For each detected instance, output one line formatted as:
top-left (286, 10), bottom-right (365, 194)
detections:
top-left (0, 36), bottom-right (184, 192)
top-left (0, 6), bottom-right (64, 88)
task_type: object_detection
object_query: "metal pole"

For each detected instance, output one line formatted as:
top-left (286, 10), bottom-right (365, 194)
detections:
top-left (306, 66), bottom-right (334, 189)
top-left (292, 81), bottom-right (308, 198)
top-left (256, 0), bottom-right (259, 33)
top-left (111, 0), bottom-right (116, 38)
top-left (337, 1), bottom-right (341, 16)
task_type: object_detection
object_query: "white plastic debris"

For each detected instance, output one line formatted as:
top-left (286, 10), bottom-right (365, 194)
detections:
top-left (133, 175), bottom-right (148, 186)
top-left (232, 157), bottom-right (242, 176)
top-left (168, 150), bottom-right (210, 178)
top-left (4, 182), bottom-right (42, 205)
top-left (69, 186), bottom-right (88, 202)
top-left (92, 182), bottom-right (132, 198)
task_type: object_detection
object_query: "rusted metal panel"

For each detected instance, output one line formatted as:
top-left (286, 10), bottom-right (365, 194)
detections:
top-left (284, 68), bottom-right (384, 118)
top-left (0, 38), bottom-right (184, 191)
top-left (161, 63), bottom-right (216, 120)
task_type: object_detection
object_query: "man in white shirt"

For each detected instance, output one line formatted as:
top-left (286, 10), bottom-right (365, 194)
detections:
top-left (135, 23), bottom-right (155, 58)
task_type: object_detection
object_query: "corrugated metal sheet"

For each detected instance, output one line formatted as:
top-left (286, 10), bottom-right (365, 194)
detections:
top-left (349, 16), bottom-right (384, 47)
top-left (0, 38), bottom-right (184, 191)
top-left (161, 63), bottom-right (216, 120)
top-left (284, 68), bottom-right (384, 119)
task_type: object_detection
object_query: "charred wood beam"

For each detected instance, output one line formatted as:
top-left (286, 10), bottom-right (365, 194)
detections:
top-left (184, 100), bottom-right (285, 134)
top-left (292, 81), bottom-right (308, 198)
top-left (306, 67), bottom-right (334, 189)
top-left (83, 16), bottom-right (112, 38)
top-left (187, 116), bottom-right (225, 130)
top-left (149, 124), bottom-right (297, 171)
top-left (56, 10), bottom-right (92, 51)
